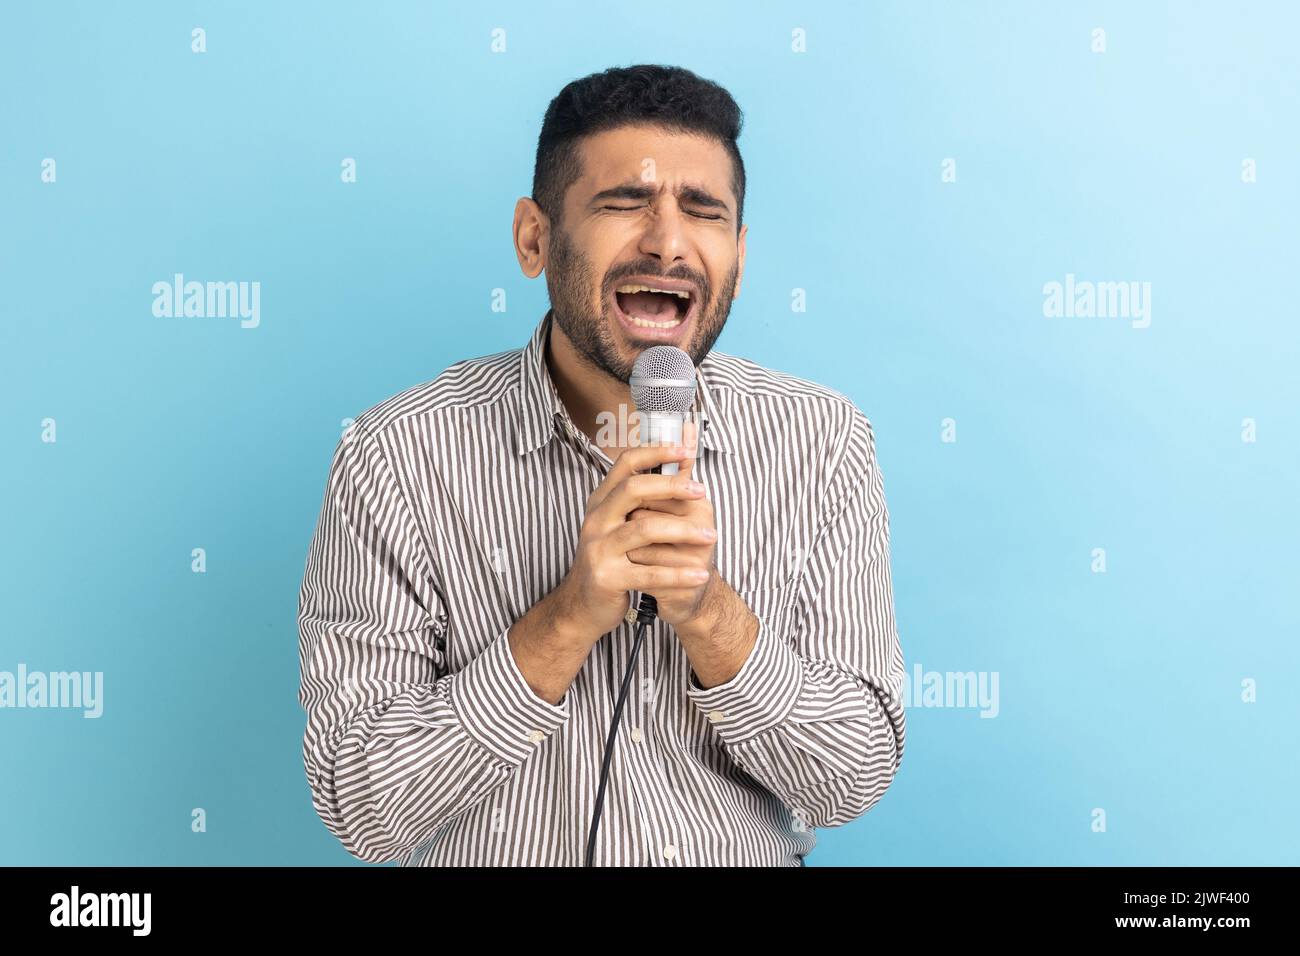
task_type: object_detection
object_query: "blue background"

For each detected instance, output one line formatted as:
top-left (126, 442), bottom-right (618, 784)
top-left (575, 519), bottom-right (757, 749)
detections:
top-left (2, 0), bottom-right (1296, 865)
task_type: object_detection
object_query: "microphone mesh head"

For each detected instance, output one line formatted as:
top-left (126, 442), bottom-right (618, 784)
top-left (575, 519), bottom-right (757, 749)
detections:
top-left (630, 345), bottom-right (697, 415)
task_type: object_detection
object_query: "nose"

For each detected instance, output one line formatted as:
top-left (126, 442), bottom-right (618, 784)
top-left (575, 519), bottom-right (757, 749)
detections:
top-left (636, 201), bottom-right (688, 266)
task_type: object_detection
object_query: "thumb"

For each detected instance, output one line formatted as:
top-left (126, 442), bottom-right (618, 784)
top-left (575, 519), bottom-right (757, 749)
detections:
top-left (678, 420), bottom-right (698, 481)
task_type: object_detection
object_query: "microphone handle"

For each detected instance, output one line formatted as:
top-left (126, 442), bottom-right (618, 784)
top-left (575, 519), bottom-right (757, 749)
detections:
top-left (644, 412), bottom-right (684, 476)
top-left (634, 460), bottom-right (666, 623)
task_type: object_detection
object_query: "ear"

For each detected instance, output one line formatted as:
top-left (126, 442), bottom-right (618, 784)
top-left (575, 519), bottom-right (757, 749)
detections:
top-left (732, 222), bottom-right (748, 299)
top-left (514, 197), bottom-right (548, 278)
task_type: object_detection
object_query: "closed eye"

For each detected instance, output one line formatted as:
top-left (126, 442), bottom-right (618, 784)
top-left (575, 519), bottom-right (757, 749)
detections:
top-left (603, 204), bottom-right (724, 221)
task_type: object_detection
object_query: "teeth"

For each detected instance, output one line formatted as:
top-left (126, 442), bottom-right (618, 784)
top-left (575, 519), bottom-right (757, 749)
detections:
top-left (616, 283), bottom-right (690, 299)
top-left (627, 315), bottom-right (683, 329)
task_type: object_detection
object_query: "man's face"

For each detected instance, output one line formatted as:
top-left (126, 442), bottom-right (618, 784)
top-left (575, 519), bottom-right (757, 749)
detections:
top-left (543, 124), bottom-right (747, 382)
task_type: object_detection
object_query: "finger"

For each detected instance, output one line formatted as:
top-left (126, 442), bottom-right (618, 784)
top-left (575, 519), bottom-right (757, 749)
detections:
top-left (678, 451), bottom-right (694, 483)
top-left (587, 442), bottom-right (693, 511)
top-left (626, 564), bottom-right (711, 591)
top-left (627, 544), bottom-right (707, 567)
top-left (636, 586), bottom-right (703, 606)
top-left (678, 421), bottom-right (698, 482)
top-left (630, 502), bottom-right (693, 520)
top-left (593, 472), bottom-right (705, 534)
top-left (631, 489), bottom-right (714, 522)
top-left (609, 513), bottom-right (717, 555)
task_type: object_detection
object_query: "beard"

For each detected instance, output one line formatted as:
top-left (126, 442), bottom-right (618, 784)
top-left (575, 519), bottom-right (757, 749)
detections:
top-left (543, 224), bottom-right (738, 383)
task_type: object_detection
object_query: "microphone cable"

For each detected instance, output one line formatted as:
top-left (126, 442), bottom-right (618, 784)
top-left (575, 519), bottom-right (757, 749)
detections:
top-left (584, 589), bottom-right (657, 867)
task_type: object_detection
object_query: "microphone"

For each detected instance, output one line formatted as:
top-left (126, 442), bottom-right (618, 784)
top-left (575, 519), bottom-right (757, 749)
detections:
top-left (627, 346), bottom-right (697, 625)
top-left (629, 345), bottom-right (698, 476)
top-left (586, 346), bottom-right (698, 866)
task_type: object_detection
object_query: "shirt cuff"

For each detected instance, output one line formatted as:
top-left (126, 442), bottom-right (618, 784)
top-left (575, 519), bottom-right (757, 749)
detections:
top-left (685, 614), bottom-right (803, 744)
top-left (449, 628), bottom-right (571, 766)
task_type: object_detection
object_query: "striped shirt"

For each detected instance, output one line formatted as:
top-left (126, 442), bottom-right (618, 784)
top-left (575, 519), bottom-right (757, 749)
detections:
top-left (296, 309), bottom-right (906, 866)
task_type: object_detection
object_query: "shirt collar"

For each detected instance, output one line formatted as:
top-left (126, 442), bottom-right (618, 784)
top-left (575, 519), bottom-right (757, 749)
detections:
top-left (516, 309), bottom-right (736, 457)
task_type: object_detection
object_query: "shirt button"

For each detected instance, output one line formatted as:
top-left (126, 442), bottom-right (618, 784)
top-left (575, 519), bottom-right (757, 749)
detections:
top-left (662, 844), bottom-right (678, 861)
top-left (630, 728), bottom-right (643, 743)
top-left (526, 729), bottom-right (545, 743)
top-left (707, 710), bottom-right (726, 723)
top-left (624, 606), bottom-right (638, 625)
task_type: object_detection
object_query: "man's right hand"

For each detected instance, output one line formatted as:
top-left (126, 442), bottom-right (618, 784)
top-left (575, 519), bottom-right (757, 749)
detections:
top-left (553, 441), bottom-right (715, 643)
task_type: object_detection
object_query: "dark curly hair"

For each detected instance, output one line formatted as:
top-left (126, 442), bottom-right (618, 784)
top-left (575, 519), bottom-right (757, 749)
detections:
top-left (532, 65), bottom-right (746, 231)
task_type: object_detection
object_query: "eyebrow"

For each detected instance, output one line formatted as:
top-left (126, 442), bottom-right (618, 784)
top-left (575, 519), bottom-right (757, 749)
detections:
top-left (589, 180), bottom-right (731, 214)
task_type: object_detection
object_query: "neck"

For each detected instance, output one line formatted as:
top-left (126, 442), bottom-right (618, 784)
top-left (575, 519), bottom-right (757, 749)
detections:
top-left (545, 317), bottom-right (635, 455)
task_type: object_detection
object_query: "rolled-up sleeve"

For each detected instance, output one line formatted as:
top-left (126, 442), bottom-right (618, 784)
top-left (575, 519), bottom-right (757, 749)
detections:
top-left (297, 421), bottom-right (570, 863)
top-left (686, 410), bottom-right (906, 830)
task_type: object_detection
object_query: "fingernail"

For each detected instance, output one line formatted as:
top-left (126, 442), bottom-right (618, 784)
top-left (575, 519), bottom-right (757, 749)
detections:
top-left (688, 481), bottom-right (705, 493)
top-left (691, 568), bottom-right (710, 581)
top-left (700, 526), bottom-right (717, 539)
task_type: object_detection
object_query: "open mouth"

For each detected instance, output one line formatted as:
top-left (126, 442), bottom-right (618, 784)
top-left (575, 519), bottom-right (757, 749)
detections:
top-left (612, 282), bottom-right (695, 332)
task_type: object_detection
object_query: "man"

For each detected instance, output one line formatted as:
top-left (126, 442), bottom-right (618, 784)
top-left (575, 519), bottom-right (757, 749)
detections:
top-left (297, 65), bottom-right (906, 866)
